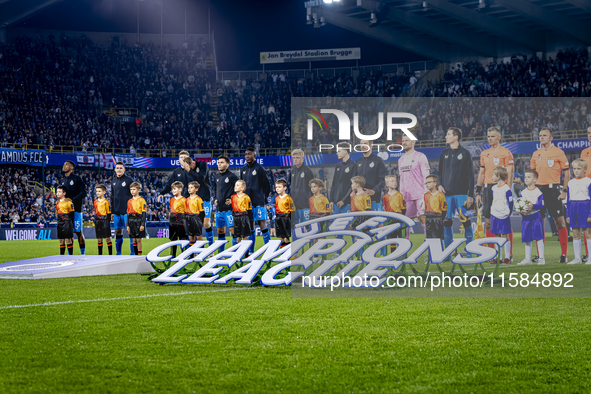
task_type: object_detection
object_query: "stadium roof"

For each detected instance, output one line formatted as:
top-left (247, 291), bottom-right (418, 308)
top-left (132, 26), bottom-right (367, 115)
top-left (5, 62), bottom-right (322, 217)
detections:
top-left (0, 0), bottom-right (64, 27)
top-left (308, 0), bottom-right (591, 61)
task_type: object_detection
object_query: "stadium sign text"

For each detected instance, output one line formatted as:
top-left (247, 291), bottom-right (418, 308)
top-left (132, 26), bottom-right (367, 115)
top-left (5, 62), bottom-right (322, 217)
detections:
top-left (147, 212), bottom-right (507, 287)
top-left (0, 149), bottom-right (46, 167)
top-left (260, 48), bottom-right (360, 64)
top-left (3, 229), bottom-right (52, 241)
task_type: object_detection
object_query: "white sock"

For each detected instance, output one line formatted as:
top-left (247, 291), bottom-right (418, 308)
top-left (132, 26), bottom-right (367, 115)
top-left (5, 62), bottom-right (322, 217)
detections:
top-left (537, 240), bottom-right (545, 259)
top-left (574, 239), bottom-right (581, 259)
top-left (525, 242), bottom-right (532, 260)
top-left (586, 239), bottom-right (591, 258)
top-left (504, 241), bottom-right (511, 260)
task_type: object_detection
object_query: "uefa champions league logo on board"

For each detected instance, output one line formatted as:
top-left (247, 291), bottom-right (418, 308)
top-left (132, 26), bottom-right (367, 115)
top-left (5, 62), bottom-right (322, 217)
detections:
top-left (147, 212), bottom-right (508, 287)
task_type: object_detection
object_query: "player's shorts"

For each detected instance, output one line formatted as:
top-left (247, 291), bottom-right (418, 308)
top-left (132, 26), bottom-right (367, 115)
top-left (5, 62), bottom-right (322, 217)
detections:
top-left (275, 213), bottom-right (292, 239)
top-left (521, 212), bottom-right (544, 242)
top-left (310, 212), bottom-right (328, 231)
top-left (215, 210), bottom-right (234, 228)
top-left (73, 212), bottom-right (83, 233)
top-left (203, 201), bottom-right (211, 219)
top-left (252, 206), bottom-right (268, 221)
top-left (57, 215), bottom-right (73, 239)
top-left (127, 214), bottom-right (145, 239)
top-left (295, 209), bottom-right (310, 224)
top-left (169, 224), bottom-right (187, 241)
top-left (481, 184), bottom-right (495, 218)
top-left (537, 184), bottom-right (565, 219)
top-left (384, 219), bottom-right (405, 239)
top-left (350, 215), bottom-right (370, 231)
top-left (233, 212), bottom-right (252, 238)
top-left (113, 214), bottom-right (127, 230)
top-left (491, 215), bottom-right (511, 235)
top-left (169, 212), bottom-right (185, 225)
top-left (425, 215), bottom-right (444, 239)
top-left (567, 200), bottom-right (591, 228)
top-left (94, 216), bottom-right (111, 239)
top-left (332, 204), bottom-right (351, 215)
top-left (185, 214), bottom-right (203, 237)
top-left (405, 199), bottom-right (423, 218)
top-left (445, 195), bottom-right (469, 220)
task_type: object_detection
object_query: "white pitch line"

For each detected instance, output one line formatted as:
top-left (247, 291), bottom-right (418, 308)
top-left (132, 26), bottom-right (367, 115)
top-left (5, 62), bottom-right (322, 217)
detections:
top-left (0, 286), bottom-right (261, 310)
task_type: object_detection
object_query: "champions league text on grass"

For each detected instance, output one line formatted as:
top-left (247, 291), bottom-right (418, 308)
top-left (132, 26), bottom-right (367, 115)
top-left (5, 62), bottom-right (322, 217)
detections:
top-left (147, 212), bottom-right (509, 287)
top-left (146, 211), bottom-right (585, 295)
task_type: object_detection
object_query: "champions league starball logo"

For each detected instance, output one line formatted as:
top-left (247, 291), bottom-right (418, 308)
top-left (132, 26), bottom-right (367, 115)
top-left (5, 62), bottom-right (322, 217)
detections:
top-left (147, 212), bottom-right (508, 287)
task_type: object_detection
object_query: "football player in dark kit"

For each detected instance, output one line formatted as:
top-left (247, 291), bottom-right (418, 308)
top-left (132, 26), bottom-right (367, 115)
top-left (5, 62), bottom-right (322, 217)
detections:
top-left (240, 148), bottom-right (272, 254)
top-left (290, 149), bottom-right (315, 223)
top-left (110, 162), bottom-right (134, 255)
top-left (330, 142), bottom-right (356, 214)
top-left (213, 155), bottom-right (239, 251)
top-left (158, 151), bottom-right (203, 199)
top-left (59, 160), bottom-right (87, 254)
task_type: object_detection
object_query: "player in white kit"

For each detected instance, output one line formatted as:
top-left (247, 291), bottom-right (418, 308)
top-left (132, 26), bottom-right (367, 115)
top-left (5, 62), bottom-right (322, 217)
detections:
top-left (566, 159), bottom-right (591, 265)
top-left (398, 135), bottom-right (430, 238)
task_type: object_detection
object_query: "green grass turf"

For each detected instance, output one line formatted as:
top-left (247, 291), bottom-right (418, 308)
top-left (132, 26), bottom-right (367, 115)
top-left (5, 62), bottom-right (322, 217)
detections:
top-left (0, 235), bottom-right (590, 392)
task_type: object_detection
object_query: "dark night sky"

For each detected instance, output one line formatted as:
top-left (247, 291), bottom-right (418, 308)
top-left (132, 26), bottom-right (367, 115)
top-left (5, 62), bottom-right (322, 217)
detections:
top-left (15, 0), bottom-right (427, 70)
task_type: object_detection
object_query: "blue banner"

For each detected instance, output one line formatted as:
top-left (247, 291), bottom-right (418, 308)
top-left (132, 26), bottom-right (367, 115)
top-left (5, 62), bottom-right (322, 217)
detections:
top-left (133, 156), bottom-right (288, 169)
top-left (38, 138), bottom-right (590, 170)
top-left (0, 149), bottom-right (46, 167)
top-left (301, 138), bottom-right (591, 166)
top-left (47, 154), bottom-right (76, 167)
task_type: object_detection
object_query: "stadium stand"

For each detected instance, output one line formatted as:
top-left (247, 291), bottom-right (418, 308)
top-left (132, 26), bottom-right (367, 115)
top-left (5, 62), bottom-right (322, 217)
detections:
top-left (3, 37), bottom-right (589, 157)
top-left (428, 49), bottom-right (590, 98)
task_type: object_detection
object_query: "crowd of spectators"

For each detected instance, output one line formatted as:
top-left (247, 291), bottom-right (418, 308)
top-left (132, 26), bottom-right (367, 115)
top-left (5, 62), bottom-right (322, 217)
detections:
top-left (0, 34), bottom-right (213, 153)
top-left (0, 166), bottom-right (46, 224)
top-left (429, 49), bottom-right (591, 98)
top-left (2, 36), bottom-right (590, 155)
top-left (0, 35), bottom-right (424, 155)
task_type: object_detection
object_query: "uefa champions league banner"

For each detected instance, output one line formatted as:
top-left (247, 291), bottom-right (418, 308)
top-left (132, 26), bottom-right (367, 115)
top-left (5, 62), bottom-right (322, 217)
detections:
top-left (0, 149), bottom-right (46, 166)
top-left (39, 138), bottom-right (591, 170)
top-left (133, 156), bottom-right (290, 168)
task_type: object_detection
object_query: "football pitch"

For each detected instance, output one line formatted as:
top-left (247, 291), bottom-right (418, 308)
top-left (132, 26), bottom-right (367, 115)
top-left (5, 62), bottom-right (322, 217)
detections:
top-left (1, 235), bottom-right (590, 392)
